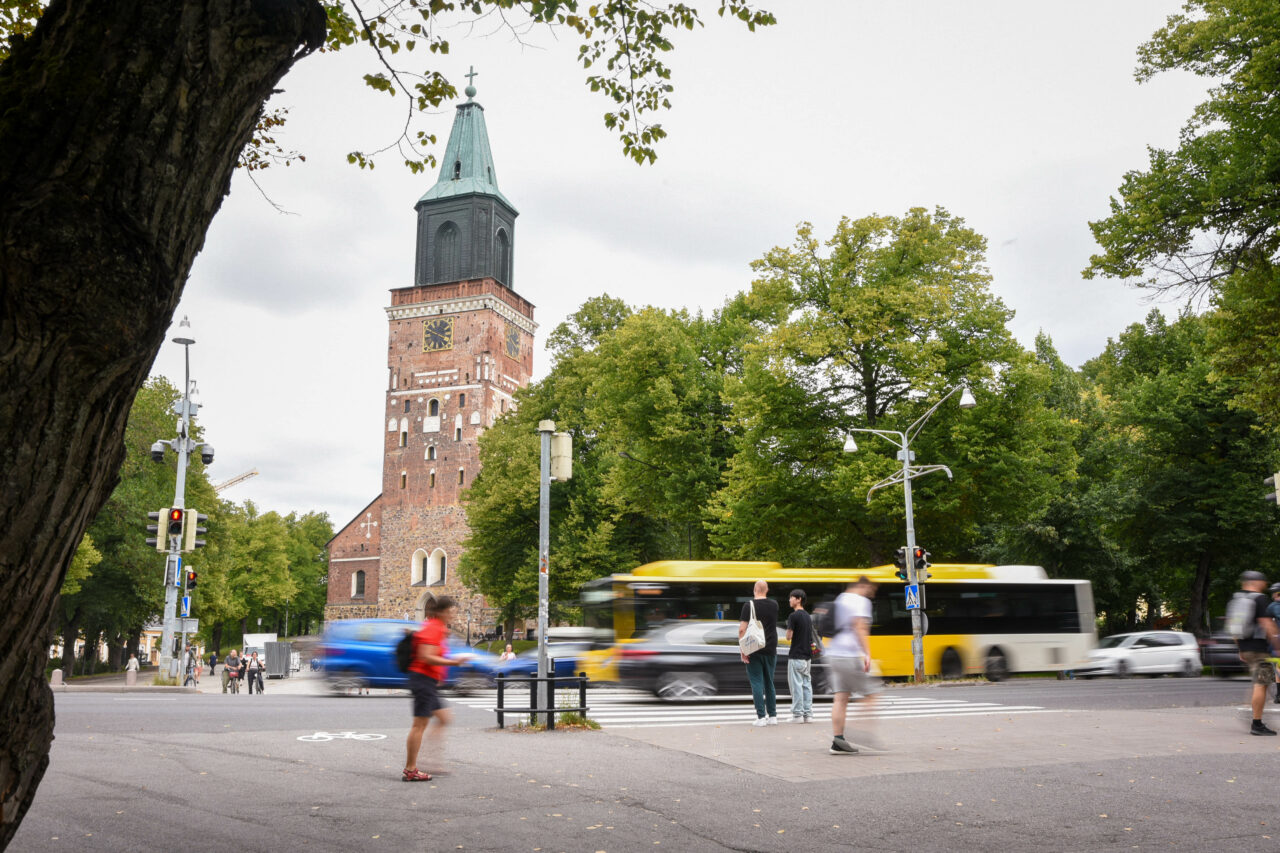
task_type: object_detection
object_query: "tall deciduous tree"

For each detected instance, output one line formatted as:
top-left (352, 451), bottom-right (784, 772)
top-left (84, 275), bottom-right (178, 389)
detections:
top-left (1086, 0), bottom-right (1280, 421)
top-left (0, 2), bottom-right (770, 838)
top-left (708, 210), bottom-right (1071, 567)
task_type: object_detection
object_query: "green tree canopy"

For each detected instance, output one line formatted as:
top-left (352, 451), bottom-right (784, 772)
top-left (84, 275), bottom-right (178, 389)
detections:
top-left (1086, 0), bottom-right (1280, 420)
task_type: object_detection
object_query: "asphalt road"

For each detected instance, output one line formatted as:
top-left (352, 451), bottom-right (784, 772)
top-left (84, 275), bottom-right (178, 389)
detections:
top-left (10, 674), bottom-right (1278, 852)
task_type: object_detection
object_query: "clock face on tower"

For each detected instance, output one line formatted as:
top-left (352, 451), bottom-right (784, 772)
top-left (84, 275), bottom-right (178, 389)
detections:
top-left (505, 322), bottom-right (520, 359)
top-left (423, 317), bottom-right (454, 352)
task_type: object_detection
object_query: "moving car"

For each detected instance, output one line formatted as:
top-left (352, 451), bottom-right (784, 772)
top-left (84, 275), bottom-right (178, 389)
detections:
top-left (614, 620), bottom-right (829, 700)
top-left (316, 618), bottom-right (502, 695)
top-left (1199, 629), bottom-right (1249, 677)
top-left (496, 642), bottom-right (594, 681)
top-left (1076, 630), bottom-right (1201, 678)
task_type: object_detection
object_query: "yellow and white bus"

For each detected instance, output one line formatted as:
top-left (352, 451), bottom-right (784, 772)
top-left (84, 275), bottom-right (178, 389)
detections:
top-left (580, 560), bottom-right (1096, 680)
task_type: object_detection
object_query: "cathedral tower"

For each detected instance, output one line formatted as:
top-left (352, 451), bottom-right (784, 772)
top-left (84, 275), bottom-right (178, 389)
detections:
top-left (326, 77), bottom-right (535, 626)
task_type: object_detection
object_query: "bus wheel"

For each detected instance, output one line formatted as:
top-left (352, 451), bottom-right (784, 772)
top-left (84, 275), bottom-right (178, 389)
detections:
top-left (983, 649), bottom-right (1009, 682)
top-left (655, 671), bottom-right (717, 701)
top-left (940, 648), bottom-right (963, 679)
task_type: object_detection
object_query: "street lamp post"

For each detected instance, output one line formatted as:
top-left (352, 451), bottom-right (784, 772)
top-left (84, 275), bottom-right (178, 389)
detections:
top-left (152, 317), bottom-right (215, 678)
top-left (844, 384), bottom-right (975, 683)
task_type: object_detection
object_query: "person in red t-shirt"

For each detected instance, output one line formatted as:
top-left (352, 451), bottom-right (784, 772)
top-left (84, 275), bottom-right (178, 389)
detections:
top-left (403, 595), bottom-right (471, 781)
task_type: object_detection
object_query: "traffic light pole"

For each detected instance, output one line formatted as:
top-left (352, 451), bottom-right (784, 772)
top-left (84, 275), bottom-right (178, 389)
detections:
top-left (848, 384), bottom-right (974, 683)
top-left (158, 338), bottom-right (196, 679)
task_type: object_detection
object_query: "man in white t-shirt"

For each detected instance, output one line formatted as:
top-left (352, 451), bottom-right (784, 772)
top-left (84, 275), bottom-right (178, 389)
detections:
top-left (825, 576), bottom-right (879, 754)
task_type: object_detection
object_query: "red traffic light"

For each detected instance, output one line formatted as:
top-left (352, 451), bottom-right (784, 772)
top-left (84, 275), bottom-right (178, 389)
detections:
top-left (167, 508), bottom-right (185, 535)
top-left (169, 508), bottom-right (183, 522)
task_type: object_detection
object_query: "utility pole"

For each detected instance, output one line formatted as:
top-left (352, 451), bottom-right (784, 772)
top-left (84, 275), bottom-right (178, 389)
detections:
top-left (536, 420), bottom-right (572, 722)
top-left (150, 317), bottom-right (214, 678)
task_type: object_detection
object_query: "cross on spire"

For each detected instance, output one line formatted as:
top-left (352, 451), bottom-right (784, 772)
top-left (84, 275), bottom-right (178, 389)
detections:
top-left (464, 65), bottom-right (478, 101)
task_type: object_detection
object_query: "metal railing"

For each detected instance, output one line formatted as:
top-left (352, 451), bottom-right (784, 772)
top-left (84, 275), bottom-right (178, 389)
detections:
top-left (494, 668), bottom-right (589, 730)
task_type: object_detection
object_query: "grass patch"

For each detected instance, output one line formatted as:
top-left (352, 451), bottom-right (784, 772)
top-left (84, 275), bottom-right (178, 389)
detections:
top-left (152, 674), bottom-right (179, 687)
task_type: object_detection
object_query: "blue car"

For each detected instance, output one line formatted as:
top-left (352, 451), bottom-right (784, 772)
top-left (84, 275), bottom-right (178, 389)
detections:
top-left (496, 642), bottom-right (594, 682)
top-left (317, 619), bottom-right (502, 695)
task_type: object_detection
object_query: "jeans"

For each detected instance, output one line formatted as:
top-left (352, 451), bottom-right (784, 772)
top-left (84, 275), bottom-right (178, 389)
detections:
top-left (787, 657), bottom-right (812, 717)
top-left (745, 653), bottom-right (777, 718)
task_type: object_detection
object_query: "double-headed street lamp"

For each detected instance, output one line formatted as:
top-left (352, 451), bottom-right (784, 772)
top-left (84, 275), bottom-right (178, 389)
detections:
top-left (844, 384), bottom-right (975, 683)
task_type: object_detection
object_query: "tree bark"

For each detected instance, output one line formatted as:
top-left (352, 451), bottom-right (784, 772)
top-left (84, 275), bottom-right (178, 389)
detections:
top-left (0, 1), bottom-right (324, 843)
top-left (211, 622), bottom-right (223, 656)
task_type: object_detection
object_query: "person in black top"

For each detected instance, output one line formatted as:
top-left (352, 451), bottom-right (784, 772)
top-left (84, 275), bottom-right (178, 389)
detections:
top-left (785, 589), bottom-right (815, 723)
top-left (1236, 571), bottom-right (1280, 735)
top-left (738, 579), bottom-right (780, 725)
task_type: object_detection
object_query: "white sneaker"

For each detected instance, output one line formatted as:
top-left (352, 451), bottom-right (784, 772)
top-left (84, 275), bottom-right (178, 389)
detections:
top-left (752, 717), bottom-right (769, 727)
top-left (767, 716), bottom-right (778, 726)
top-left (789, 715), bottom-right (804, 723)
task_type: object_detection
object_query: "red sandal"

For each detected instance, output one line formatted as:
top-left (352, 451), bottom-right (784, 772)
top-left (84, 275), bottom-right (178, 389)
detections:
top-left (402, 768), bottom-right (433, 782)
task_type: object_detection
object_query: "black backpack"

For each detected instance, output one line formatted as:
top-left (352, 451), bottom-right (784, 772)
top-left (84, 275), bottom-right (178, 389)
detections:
top-left (396, 630), bottom-right (415, 672)
top-left (811, 600), bottom-right (838, 638)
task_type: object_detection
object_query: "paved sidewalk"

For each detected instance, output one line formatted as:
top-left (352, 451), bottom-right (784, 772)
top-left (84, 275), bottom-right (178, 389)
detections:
top-left (612, 701), bottom-right (1280, 782)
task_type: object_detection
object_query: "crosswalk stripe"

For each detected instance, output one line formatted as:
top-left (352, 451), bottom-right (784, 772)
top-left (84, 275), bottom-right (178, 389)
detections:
top-left (457, 691), bottom-right (1054, 729)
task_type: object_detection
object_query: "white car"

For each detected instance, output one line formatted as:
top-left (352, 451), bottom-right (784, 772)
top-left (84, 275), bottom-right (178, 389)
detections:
top-left (1077, 631), bottom-right (1201, 678)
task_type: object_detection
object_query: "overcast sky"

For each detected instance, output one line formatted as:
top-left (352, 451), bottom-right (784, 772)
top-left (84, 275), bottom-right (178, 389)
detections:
top-left (149, 0), bottom-right (1208, 529)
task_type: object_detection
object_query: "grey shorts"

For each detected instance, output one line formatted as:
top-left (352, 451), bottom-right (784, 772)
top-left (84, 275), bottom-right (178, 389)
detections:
top-left (827, 655), bottom-right (878, 697)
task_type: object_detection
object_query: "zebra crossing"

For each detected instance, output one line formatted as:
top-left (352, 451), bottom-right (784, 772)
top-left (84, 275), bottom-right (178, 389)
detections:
top-left (453, 689), bottom-right (1057, 729)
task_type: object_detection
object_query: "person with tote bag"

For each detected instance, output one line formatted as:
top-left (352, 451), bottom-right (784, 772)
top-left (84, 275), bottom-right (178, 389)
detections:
top-left (738, 579), bottom-right (780, 726)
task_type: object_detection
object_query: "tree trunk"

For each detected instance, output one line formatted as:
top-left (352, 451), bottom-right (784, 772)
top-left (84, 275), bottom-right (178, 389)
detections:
top-left (59, 612), bottom-right (79, 681)
top-left (1189, 551), bottom-right (1213, 638)
top-left (211, 623), bottom-right (223, 656)
top-left (127, 627), bottom-right (142, 666)
top-left (0, 1), bottom-right (324, 843)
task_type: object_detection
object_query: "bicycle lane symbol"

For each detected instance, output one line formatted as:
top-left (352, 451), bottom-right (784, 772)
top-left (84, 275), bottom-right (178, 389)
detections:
top-left (297, 731), bottom-right (387, 742)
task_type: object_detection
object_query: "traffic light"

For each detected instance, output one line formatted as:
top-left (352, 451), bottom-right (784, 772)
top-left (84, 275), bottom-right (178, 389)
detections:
top-left (893, 546), bottom-right (909, 581)
top-left (912, 546), bottom-right (931, 571)
top-left (185, 569), bottom-right (198, 589)
top-left (1265, 473), bottom-right (1280, 505)
top-left (183, 510), bottom-right (208, 552)
top-left (146, 508), bottom-right (170, 552)
top-left (167, 507), bottom-right (185, 539)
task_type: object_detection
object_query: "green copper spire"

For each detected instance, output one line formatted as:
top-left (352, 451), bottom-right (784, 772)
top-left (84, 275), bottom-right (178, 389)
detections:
top-left (417, 69), bottom-right (516, 211)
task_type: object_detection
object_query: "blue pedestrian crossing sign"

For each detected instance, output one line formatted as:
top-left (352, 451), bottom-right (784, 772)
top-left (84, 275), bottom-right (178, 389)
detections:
top-left (181, 595), bottom-right (191, 617)
top-left (905, 584), bottom-right (921, 610)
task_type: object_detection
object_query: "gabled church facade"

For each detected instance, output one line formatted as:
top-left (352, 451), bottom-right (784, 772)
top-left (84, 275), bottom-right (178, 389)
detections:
top-left (325, 81), bottom-right (535, 627)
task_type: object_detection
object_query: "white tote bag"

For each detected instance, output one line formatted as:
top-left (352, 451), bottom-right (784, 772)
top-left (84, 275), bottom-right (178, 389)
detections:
top-left (739, 600), bottom-right (767, 656)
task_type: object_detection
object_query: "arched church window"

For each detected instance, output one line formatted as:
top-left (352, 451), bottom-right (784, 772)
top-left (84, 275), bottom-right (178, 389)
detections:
top-left (429, 399), bottom-right (440, 417)
top-left (495, 229), bottom-right (511, 284)
top-left (352, 570), bottom-right (365, 597)
top-left (459, 392), bottom-right (466, 407)
top-left (434, 221), bottom-right (461, 282)
top-left (458, 468), bottom-right (465, 485)
top-left (453, 160), bottom-right (461, 180)
top-left (428, 549), bottom-right (448, 585)
top-left (411, 549), bottom-right (428, 586)
top-left (426, 445), bottom-right (436, 461)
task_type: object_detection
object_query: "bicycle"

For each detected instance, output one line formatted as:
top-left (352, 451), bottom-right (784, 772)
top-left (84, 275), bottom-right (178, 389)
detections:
top-left (296, 731), bottom-right (387, 742)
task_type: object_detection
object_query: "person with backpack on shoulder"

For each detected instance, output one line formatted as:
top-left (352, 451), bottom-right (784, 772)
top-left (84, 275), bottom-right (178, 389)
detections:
top-left (403, 596), bottom-right (472, 782)
top-left (738, 580), bottom-right (780, 726)
top-left (1268, 583), bottom-right (1280, 705)
top-left (246, 652), bottom-right (264, 695)
top-left (785, 589), bottom-right (816, 723)
top-left (825, 576), bottom-right (880, 754)
top-left (1231, 571), bottom-right (1280, 735)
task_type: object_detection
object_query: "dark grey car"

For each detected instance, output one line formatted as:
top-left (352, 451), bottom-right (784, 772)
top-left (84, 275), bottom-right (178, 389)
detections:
top-left (615, 620), bottom-right (829, 701)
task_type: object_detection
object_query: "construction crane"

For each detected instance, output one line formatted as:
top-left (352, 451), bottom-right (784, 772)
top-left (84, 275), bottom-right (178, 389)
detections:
top-left (212, 468), bottom-right (259, 493)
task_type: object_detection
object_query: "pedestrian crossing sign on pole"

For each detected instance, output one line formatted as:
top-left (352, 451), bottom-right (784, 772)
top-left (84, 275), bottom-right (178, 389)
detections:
top-left (905, 584), bottom-right (920, 610)
top-left (181, 595), bottom-right (190, 617)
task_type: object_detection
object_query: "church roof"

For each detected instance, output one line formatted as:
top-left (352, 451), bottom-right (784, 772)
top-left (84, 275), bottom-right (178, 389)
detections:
top-left (417, 90), bottom-right (517, 212)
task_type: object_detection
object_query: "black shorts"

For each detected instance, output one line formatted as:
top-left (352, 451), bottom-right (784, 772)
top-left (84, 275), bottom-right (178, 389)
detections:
top-left (408, 672), bottom-right (445, 718)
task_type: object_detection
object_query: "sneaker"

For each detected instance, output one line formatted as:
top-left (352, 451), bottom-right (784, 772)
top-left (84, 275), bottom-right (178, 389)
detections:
top-left (789, 715), bottom-right (804, 723)
top-left (802, 715), bottom-right (813, 724)
top-left (829, 736), bottom-right (858, 755)
top-left (767, 716), bottom-right (778, 726)
top-left (1251, 720), bottom-right (1277, 736)
top-left (752, 717), bottom-right (769, 727)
